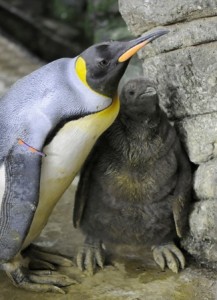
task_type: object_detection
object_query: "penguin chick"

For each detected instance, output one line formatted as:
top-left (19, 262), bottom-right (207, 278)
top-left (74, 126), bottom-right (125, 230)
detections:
top-left (0, 30), bottom-right (169, 293)
top-left (74, 78), bottom-right (192, 275)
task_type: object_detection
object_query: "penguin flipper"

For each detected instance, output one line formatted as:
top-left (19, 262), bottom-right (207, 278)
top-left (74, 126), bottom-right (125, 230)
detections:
top-left (172, 196), bottom-right (189, 238)
top-left (172, 140), bottom-right (192, 238)
top-left (73, 163), bottom-right (92, 228)
top-left (73, 149), bottom-right (99, 228)
top-left (0, 146), bottom-right (42, 262)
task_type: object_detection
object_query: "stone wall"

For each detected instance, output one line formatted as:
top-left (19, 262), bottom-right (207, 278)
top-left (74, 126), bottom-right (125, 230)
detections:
top-left (119, 0), bottom-right (217, 268)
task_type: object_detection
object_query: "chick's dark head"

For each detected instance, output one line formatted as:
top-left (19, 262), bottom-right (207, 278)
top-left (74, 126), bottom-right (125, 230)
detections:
top-left (120, 78), bottom-right (159, 120)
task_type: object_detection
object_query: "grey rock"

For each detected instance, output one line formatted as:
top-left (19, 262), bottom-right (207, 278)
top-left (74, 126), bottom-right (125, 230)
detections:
top-left (118, 0), bottom-right (217, 267)
top-left (182, 199), bottom-right (217, 268)
top-left (189, 200), bottom-right (217, 241)
top-left (182, 159), bottom-right (217, 267)
top-left (119, 0), bottom-right (217, 35)
top-left (141, 43), bottom-right (217, 120)
top-left (194, 158), bottom-right (217, 200)
top-left (176, 113), bottom-right (217, 164)
top-left (140, 17), bottom-right (217, 58)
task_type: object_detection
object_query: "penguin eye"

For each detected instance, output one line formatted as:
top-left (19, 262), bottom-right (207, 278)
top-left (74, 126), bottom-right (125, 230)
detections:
top-left (129, 90), bottom-right (135, 96)
top-left (98, 59), bottom-right (109, 68)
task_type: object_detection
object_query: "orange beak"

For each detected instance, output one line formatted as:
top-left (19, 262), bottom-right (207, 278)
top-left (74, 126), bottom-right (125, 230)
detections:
top-left (118, 29), bottom-right (169, 63)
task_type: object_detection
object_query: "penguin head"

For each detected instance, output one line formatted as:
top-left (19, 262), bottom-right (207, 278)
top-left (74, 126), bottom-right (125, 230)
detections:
top-left (75, 30), bottom-right (168, 98)
top-left (120, 78), bottom-right (159, 120)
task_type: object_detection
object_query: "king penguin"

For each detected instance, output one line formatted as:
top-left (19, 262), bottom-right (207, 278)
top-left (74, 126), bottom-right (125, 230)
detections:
top-left (74, 78), bottom-right (192, 275)
top-left (0, 30), bottom-right (169, 293)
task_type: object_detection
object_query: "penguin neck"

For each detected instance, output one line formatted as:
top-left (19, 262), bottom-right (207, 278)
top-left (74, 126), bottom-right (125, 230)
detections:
top-left (143, 105), bottom-right (161, 124)
top-left (120, 104), bottom-right (161, 128)
top-left (68, 57), bottom-right (113, 114)
top-left (75, 56), bottom-right (109, 99)
top-left (75, 56), bottom-right (91, 90)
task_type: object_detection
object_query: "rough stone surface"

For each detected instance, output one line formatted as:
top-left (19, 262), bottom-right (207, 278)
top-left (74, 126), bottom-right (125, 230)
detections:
top-left (140, 17), bottom-right (217, 58)
top-left (188, 200), bottom-right (217, 241)
top-left (194, 158), bottom-right (217, 200)
top-left (141, 43), bottom-right (217, 120)
top-left (119, 0), bottom-right (217, 35)
top-left (119, 0), bottom-right (217, 267)
top-left (176, 113), bottom-right (217, 164)
top-left (182, 199), bottom-right (217, 268)
top-left (141, 43), bottom-right (217, 165)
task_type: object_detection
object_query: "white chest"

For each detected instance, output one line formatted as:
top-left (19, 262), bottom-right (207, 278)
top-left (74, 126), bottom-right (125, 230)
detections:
top-left (22, 95), bottom-right (120, 248)
top-left (40, 118), bottom-right (101, 203)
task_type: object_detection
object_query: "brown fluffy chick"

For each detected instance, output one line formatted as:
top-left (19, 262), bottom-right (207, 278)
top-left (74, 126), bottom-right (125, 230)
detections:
top-left (73, 78), bottom-right (192, 275)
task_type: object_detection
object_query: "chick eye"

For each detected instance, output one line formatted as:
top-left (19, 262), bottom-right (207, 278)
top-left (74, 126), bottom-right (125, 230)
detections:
top-left (98, 59), bottom-right (109, 68)
top-left (129, 90), bottom-right (135, 96)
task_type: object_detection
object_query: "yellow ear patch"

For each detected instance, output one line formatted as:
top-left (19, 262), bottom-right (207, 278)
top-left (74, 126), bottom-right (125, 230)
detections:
top-left (75, 57), bottom-right (89, 88)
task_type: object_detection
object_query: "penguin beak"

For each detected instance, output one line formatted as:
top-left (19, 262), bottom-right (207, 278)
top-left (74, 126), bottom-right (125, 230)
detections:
top-left (118, 29), bottom-right (169, 63)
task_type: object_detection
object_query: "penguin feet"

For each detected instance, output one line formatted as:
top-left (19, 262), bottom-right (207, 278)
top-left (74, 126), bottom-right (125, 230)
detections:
top-left (6, 267), bottom-right (76, 294)
top-left (2, 247), bottom-right (77, 293)
top-left (76, 237), bottom-right (105, 275)
top-left (151, 242), bottom-right (185, 273)
top-left (24, 244), bottom-right (74, 270)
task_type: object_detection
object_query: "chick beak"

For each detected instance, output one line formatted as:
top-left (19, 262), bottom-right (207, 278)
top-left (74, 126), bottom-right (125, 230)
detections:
top-left (118, 29), bottom-right (169, 63)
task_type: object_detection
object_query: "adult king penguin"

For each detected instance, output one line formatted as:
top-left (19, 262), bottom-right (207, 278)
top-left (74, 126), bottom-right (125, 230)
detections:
top-left (0, 30), bottom-right (168, 293)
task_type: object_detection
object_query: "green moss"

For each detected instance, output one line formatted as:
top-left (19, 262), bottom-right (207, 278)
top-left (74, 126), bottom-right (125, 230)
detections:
top-left (46, 0), bottom-right (83, 24)
top-left (171, 280), bottom-right (198, 300)
top-left (88, 0), bottom-right (118, 15)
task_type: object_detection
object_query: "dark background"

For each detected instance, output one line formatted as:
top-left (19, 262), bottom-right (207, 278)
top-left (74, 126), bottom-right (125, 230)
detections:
top-left (0, 0), bottom-right (130, 61)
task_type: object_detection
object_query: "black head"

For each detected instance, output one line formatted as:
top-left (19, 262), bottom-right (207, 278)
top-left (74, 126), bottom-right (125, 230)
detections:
top-left (120, 78), bottom-right (159, 120)
top-left (75, 30), bottom-right (169, 98)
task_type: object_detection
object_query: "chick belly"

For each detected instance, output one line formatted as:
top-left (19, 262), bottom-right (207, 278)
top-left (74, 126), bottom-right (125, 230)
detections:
top-left (22, 104), bottom-right (119, 250)
top-left (81, 166), bottom-right (177, 245)
top-left (82, 197), bottom-right (175, 246)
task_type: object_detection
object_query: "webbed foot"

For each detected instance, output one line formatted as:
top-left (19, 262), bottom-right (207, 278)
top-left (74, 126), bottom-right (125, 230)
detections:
top-left (6, 267), bottom-right (75, 294)
top-left (152, 242), bottom-right (185, 273)
top-left (2, 246), bottom-right (77, 293)
top-left (24, 244), bottom-right (73, 270)
top-left (76, 237), bottom-right (105, 275)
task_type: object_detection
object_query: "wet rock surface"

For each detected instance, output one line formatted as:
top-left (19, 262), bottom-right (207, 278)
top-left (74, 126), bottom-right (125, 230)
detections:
top-left (119, 0), bottom-right (217, 268)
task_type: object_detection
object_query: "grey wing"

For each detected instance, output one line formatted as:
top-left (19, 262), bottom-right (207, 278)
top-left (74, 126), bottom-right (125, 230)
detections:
top-left (0, 146), bottom-right (42, 262)
top-left (0, 109), bottom-right (52, 263)
top-left (172, 139), bottom-right (192, 238)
